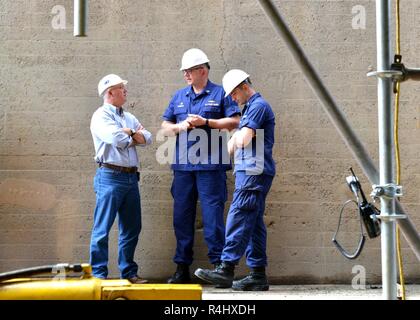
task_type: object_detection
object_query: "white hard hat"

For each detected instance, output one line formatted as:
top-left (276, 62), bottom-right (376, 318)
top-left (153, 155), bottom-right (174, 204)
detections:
top-left (222, 69), bottom-right (250, 97)
top-left (180, 48), bottom-right (210, 71)
top-left (97, 74), bottom-right (128, 97)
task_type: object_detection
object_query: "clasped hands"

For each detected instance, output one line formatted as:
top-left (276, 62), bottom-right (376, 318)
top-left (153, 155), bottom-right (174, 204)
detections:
top-left (178, 114), bottom-right (207, 132)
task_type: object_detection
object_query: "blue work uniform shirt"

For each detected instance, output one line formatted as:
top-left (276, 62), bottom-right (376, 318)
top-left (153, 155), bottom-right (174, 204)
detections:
top-left (162, 80), bottom-right (241, 171)
top-left (234, 92), bottom-right (276, 177)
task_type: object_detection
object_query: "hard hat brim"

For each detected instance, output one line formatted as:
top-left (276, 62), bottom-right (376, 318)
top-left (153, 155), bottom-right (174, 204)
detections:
top-left (179, 63), bottom-right (208, 71)
top-left (98, 79), bottom-right (128, 97)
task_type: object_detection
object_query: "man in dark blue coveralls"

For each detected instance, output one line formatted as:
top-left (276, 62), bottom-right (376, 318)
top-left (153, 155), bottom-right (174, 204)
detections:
top-left (161, 48), bottom-right (241, 283)
top-left (195, 69), bottom-right (276, 291)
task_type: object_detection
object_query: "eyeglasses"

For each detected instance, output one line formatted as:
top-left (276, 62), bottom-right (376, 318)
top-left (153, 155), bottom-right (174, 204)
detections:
top-left (182, 66), bottom-right (204, 75)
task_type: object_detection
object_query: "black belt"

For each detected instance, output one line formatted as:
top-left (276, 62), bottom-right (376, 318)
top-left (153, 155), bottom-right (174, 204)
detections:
top-left (99, 163), bottom-right (137, 173)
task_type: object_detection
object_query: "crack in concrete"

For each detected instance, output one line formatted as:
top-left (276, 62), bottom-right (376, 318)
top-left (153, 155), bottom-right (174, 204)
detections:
top-left (219, 0), bottom-right (228, 71)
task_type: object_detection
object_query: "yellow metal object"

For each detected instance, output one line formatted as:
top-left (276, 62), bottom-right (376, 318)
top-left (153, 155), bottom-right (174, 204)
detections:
top-left (102, 283), bottom-right (202, 300)
top-left (0, 277), bottom-right (103, 300)
top-left (0, 277), bottom-right (202, 300)
top-left (0, 263), bottom-right (201, 300)
top-left (394, 0), bottom-right (406, 300)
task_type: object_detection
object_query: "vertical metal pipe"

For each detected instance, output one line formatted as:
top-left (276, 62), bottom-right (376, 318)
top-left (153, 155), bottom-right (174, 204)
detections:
top-left (376, 0), bottom-right (397, 300)
top-left (74, 0), bottom-right (88, 37)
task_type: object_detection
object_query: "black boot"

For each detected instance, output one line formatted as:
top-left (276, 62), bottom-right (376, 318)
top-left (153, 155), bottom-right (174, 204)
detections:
top-left (194, 261), bottom-right (235, 288)
top-left (167, 264), bottom-right (191, 284)
top-left (232, 267), bottom-right (269, 291)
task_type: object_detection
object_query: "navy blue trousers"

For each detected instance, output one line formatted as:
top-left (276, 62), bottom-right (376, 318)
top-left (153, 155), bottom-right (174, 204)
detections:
top-left (221, 172), bottom-right (274, 268)
top-left (171, 170), bottom-right (227, 265)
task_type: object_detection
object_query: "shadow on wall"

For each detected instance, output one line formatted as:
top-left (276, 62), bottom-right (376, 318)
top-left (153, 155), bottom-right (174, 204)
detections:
top-left (0, 179), bottom-right (92, 272)
top-left (0, 179), bottom-right (57, 211)
top-left (0, 179), bottom-right (60, 272)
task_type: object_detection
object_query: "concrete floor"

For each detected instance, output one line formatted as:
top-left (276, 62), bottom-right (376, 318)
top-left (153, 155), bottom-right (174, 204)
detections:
top-left (202, 284), bottom-right (420, 300)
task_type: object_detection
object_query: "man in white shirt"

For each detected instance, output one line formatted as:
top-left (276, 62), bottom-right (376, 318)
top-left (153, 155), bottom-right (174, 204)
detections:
top-left (90, 74), bottom-right (152, 283)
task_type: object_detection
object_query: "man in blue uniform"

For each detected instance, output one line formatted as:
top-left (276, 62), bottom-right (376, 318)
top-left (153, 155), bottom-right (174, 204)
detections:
top-left (194, 69), bottom-right (276, 291)
top-left (90, 74), bottom-right (152, 283)
top-left (161, 49), bottom-right (241, 283)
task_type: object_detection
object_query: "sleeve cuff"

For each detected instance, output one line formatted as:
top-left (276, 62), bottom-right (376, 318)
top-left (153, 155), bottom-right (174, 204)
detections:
top-left (162, 116), bottom-right (175, 122)
top-left (225, 111), bottom-right (241, 118)
top-left (141, 130), bottom-right (153, 145)
top-left (240, 118), bottom-right (260, 131)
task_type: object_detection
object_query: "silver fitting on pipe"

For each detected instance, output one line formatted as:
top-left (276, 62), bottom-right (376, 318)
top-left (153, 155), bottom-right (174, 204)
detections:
top-left (367, 70), bottom-right (403, 79)
top-left (371, 184), bottom-right (406, 221)
top-left (371, 183), bottom-right (403, 199)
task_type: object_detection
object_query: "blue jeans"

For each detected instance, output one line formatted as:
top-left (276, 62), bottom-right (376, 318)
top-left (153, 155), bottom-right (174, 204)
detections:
top-left (89, 167), bottom-right (141, 279)
top-left (171, 170), bottom-right (227, 265)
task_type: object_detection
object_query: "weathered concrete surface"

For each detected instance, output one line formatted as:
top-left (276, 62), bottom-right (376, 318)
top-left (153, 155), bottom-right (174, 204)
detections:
top-left (0, 0), bottom-right (419, 284)
top-left (202, 284), bottom-right (420, 300)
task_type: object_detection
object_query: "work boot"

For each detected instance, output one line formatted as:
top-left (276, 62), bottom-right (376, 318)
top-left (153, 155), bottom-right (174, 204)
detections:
top-left (232, 267), bottom-right (269, 291)
top-left (167, 264), bottom-right (191, 284)
top-left (210, 262), bottom-right (225, 288)
top-left (194, 261), bottom-right (235, 288)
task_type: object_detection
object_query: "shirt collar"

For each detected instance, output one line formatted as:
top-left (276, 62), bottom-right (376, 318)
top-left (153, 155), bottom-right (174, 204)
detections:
top-left (243, 92), bottom-right (261, 113)
top-left (246, 92), bottom-right (261, 107)
top-left (103, 103), bottom-right (124, 116)
top-left (185, 80), bottom-right (213, 97)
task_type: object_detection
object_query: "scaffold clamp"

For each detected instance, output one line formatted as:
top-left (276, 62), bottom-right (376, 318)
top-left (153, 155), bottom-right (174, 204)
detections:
top-left (371, 183), bottom-right (403, 200)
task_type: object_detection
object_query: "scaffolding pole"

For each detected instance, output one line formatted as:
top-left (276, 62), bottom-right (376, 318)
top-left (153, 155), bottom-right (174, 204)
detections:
top-left (375, 0), bottom-right (397, 300)
top-left (257, 0), bottom-right (420, 299)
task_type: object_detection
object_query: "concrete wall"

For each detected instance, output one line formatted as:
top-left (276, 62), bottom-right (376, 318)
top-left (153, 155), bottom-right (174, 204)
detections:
top-left (0, 0), bottom-right (419, 284)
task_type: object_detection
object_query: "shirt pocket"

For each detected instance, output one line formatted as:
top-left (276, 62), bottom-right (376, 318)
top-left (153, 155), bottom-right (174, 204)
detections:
top-left (201, 105), bottom-right (221, 119)
top-left (173, 107), bottom-right (188, 122)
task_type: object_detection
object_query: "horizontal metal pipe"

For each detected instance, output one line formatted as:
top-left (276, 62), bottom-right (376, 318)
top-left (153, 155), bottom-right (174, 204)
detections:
top-left (257, 0), bottom-right (420, 260)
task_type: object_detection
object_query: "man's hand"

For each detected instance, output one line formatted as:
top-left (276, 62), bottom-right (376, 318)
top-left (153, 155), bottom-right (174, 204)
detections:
top-left (122, 128), bottom-right (133, 136)
top-left (123, 125), bottom-right (147, 145)
top-left (228, 132), bottom-right (238, 156)
top-left (228, 128), bottom-right (254, 155)
top-left (187, 114), bottom-right (206, 127)
top-left (161, 120), bottom-right (192, 136)
top-left (178, 119), bottom-right (193, 132)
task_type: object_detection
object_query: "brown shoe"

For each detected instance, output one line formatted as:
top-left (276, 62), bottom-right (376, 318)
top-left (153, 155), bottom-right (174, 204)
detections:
top-left (127, 276), bottom-right (148, 284)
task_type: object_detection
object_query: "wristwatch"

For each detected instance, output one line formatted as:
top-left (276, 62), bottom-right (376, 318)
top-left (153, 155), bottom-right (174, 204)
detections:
top-left (205, 118), bottom-right (209, 126)
top-left (130, 129), bottom-right (136, 137)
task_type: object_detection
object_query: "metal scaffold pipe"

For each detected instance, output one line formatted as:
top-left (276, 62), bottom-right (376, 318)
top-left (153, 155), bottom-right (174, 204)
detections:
top-left (74, 0), bottom-right (88, 37)
top-left (375, 0), bottom-right (397, 300)
top-left (256, 0), bottom-right (420, 264)
top-left (257, 0), bottom-right (378, 180)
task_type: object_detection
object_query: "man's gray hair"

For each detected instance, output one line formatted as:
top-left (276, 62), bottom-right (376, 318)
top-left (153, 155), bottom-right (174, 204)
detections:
top-left (102, 88), bottom-right (111, 100)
